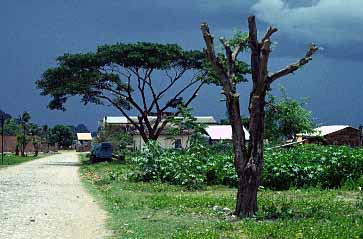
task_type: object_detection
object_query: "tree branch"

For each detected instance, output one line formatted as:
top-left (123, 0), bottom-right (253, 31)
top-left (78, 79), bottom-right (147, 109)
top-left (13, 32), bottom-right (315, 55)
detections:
top-left (98, 95), bottom-right (142, 133)
top-left (261, 26), bottom-right (278, 44)
top-left (267, 44), bottom-right (318, 83)
top-left (220, 37), bottom-right (234, 74)
top-left (259, 39), bottom-right (272, 84)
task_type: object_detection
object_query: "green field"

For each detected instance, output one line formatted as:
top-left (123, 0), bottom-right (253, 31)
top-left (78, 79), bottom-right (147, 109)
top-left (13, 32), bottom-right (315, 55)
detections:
top-left (80, 155), bottom-right (363, 239)
top-left (0, 153), bottom-right (44, 168)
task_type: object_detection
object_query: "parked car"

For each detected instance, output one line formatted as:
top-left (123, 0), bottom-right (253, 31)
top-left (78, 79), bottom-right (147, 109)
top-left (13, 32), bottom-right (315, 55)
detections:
top-left (90, 142), bottom-right (113, 163)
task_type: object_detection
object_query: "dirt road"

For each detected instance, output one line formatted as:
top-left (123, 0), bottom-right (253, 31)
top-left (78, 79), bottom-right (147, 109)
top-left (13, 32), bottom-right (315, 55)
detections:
top-left (0, 152), bottom-right (110, 239)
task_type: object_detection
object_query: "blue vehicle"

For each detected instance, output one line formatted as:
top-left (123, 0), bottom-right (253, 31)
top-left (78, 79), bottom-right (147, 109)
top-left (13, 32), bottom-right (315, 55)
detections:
top-left (90, 142), bottom-right (113, 163)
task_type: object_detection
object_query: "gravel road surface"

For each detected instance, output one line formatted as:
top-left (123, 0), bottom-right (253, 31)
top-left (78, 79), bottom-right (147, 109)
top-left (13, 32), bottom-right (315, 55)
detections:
top-left (0, 152), bottom-right (110, 239)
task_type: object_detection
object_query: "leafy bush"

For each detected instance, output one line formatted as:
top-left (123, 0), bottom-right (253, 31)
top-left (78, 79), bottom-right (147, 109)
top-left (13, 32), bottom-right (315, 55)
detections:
top-left (131, 142), bottom-right (363, 190)
top-left (263, 145), bottom-right (363, 190)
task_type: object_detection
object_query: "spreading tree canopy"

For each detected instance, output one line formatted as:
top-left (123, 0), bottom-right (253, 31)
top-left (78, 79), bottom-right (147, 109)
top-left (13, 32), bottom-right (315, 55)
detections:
top-left (37, 42), bottom-right (211, 142)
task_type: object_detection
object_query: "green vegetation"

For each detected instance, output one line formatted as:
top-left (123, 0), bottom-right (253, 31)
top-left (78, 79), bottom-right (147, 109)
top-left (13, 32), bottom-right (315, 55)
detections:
top-left (264, 87), bottom-right (316, 143)
top-left (130, 143), bottom-right (363, 190)
top-left (80, 153), bottom-right (363, 239)
top-left (48, 124), bottom-right (75, 148)
top-left (264, 145), bottom-right (363, 190)
top-left (0, 153), bottom-right (43, 168)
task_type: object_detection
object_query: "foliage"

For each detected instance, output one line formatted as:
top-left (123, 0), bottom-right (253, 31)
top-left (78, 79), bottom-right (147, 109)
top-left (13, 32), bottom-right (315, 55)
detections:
top-left (166, 105), bottom-right (207, 145)
top-left (17, 112), bottom-right (31, 156)
top-left (265, 87), bottom-right (316, 142)
top-left (130, 141), bottom-right (235, 189)
top-left (202, 31), bottom-right (250, 86)
top-left (131, 143), bottom-right (363, 190)
top-left (3, 118), bottom-right (18, 136)
top-left (97, 129), bottom-right (133, 154)
top-left (0, 153), bottom-right (42, 168)
top-left (80, 155), bottom-right (363, 239)
top-left (37, 42), bottom-right (210, 142)
top-left (75, 123), bottom-right (89, 133)
top-left (48, 124), bottom-right (74, 148)
top-left (0, 109), bottom-right (12, 121)
top-left (264, 145), bottom-right (363, 190)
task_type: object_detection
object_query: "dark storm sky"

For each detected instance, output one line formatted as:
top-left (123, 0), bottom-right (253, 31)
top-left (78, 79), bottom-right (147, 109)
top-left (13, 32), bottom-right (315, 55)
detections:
top-left (1, 0), bottom-right (362, 130)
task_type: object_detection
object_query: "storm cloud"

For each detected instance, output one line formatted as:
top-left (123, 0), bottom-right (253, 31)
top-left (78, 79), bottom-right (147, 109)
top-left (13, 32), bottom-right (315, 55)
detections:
top-left (251, 0), bottom-right (363, 59)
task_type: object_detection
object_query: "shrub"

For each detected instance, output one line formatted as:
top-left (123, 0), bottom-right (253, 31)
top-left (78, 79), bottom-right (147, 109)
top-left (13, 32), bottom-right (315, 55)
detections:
top-left (131, 142), bottom-right (363, 190)
top-left (130, 141), bottom-right (235, 189)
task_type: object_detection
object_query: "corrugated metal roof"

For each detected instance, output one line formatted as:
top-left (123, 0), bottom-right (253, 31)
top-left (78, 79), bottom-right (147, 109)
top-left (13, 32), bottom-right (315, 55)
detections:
top-left (104, 116), bottom-right (129, 124)
top-left (313, 125), bottom-right (351, 136)
top-left (205, 125), bottom-right (250, 140)
top-left (77, 133), bottom-right (92, 141)
top-left (195, 116), bottom-right (217, 124)
top-left (103, 116), bottom-right (216, 124)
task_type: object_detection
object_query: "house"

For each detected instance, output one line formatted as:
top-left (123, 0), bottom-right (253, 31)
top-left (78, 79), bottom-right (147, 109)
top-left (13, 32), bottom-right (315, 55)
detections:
top-left (98, 116), bottom-right (217, 150)
top-left (205, 125), bottom-right (250, 143)
top-left (76, 133), bottom-right (92, 152)
top-left (296, 125), bottom-right (362, 147)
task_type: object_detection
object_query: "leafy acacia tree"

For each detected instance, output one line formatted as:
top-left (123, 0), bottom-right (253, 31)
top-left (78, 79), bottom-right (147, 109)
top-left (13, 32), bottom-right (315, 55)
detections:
top-left (201, 16), bottom-right (318, 217)
top-left (37, 42), bottom-right (208, 142)
top-left (265, 88), bottom-right (316, 142)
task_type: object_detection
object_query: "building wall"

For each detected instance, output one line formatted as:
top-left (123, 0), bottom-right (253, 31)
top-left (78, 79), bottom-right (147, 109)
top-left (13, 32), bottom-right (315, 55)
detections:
top-left (0, 136), bottom-right (34, 152)
top-left (301, 127), bottom-right (361, 147)
top-left (132, 135), bottom-right (190, 150)
top-left (324, 127), bottom-right (360, 147)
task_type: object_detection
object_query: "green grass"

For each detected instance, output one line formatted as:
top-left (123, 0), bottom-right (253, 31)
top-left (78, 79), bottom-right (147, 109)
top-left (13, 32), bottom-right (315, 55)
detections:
top-left (0, 153), bottom-right (46, 168)
top-left (79, 155), bottom-right (363, 239)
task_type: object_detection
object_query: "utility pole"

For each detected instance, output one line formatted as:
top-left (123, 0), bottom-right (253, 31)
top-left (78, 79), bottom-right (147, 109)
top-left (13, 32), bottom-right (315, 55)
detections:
top-left (1, 114), bottom-right (4, 165)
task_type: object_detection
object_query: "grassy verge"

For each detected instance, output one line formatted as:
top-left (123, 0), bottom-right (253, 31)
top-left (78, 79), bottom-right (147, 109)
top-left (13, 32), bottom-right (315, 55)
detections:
top-left (79, 155), bottom-right (363, 239)
top-left (0, 153), bottom-right (49, 168)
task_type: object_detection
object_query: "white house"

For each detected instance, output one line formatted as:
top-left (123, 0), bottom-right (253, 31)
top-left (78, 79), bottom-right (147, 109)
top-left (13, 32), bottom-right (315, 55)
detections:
top-left (98, 116), bottom-right (217, 150)
top-left (76, 133), bottom-right (92, 152)
top-left (205, 125), bottom-right (250, 143)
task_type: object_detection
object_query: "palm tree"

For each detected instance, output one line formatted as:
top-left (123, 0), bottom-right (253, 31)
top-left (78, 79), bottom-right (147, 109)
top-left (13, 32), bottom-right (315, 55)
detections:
top-left (29, 124), bottom-right (42, 157)
top-left (17, 112), bottom-right (31, 157)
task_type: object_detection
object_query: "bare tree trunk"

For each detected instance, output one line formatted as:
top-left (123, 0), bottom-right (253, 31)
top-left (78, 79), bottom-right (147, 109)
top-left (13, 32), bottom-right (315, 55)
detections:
top-left (201, 16), bottom-right (318, 218)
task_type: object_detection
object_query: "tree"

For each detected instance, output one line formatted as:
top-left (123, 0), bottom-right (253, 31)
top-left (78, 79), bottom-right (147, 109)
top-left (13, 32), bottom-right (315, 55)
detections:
top-left (37, 42), bottom-right (208, 143)
top-left (3, 118), bottom-right (18, 136)
top-left (265, 87), bottom-right (316, 142)
top-left (49, 125), bottom-right (74, 148)
top-left (0, 110), bottom-right (12, 121)
top-left (75, 124), bottom-right (89, 133)
top-left (29, 123), bottom-right (42, 156)
top-left (41, 125), bottom-right (50, 152)
top-left (17, 112), bottom-right (31, 157)
top-left (166, 105), bottom-right (206, 146)
top-left (201, 16), bottom-right (318, 217)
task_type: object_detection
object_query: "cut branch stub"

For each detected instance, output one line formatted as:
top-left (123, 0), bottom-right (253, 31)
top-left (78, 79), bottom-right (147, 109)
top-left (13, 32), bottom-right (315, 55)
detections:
top-left (268, 43), bottom-right (318, 83)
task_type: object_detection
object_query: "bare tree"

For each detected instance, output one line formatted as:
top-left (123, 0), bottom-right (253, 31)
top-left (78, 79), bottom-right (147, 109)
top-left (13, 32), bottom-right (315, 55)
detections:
top-left (201, 16), bottom-right (318, 217)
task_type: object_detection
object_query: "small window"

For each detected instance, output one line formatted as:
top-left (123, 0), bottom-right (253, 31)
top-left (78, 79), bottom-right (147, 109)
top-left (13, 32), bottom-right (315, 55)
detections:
top-left (175, 139), bottom-right (182, 149)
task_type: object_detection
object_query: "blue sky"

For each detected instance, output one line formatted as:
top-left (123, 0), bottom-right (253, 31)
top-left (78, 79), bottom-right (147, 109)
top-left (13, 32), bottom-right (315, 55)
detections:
top-left (0, 0), bottom-right (362, 130)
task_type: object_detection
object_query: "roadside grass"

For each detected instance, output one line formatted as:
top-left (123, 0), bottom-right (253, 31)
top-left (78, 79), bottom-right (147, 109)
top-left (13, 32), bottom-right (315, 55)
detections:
top-left (79, 155), bottom-right (363, 239)
top-left (0, 153), bottom-right (47, 168)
